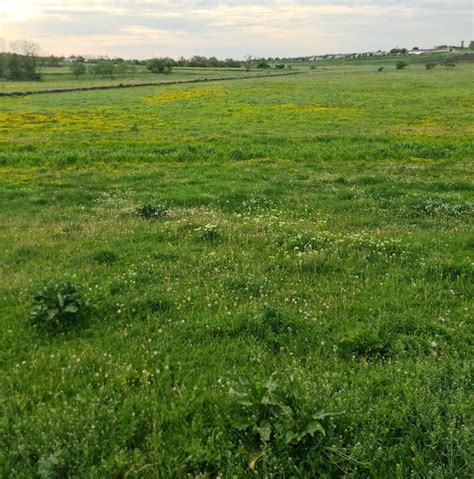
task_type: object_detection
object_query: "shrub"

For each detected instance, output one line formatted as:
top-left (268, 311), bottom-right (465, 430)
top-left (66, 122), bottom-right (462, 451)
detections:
top-left (443, 61), bottom-right (456, 68)
top-left (275, 64), bottom-right (285, 69)
top-left (146, 58), bottom-right (173, 74)
top-left (425, 63), bottom-right (437, 70)
top-left (136, 203), bottom-right (168, 220)
top-left (396, 61), bottom-right (408, 70)
top-left (378, 66), bottom-right (384, 72)
top-left (29, 281), bottom-right (89, 332)
top-left (256, 60), bottom-right (271, 69)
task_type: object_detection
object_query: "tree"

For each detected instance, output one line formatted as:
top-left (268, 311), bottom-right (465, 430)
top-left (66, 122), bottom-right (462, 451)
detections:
top-left (70, 62), bottom-right (86, 79)
top-left (92, 60), bottom-right (115, 77)
top-left (8, 40), bottom-right (41, 80)
top-left (224, 58), bottom-right (241, 68)
top-left (7, 54), bottom-right (22, 79)
top-left (146, 58), bottom-right (173, 74)
top-left (244, 55), bottom-right (253, 72)
top-left (43, 55), bottom-right (62, 67)
top-left (390, 48), bottom-right (408, 55)
top-left (0, 38), bottom-right (6, 78)
top-left (115, 61), bottom-right (129, 75)
top-left (275, 64), bottom-right (285, 69)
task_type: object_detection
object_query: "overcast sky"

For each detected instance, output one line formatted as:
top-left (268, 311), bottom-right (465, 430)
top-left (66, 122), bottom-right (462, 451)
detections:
top-left (0, 1), bottom-right (472, 59)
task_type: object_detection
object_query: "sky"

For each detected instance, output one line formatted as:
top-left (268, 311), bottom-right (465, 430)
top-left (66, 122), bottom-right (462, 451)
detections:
top-left (0, 0), bottom-right (472, 59)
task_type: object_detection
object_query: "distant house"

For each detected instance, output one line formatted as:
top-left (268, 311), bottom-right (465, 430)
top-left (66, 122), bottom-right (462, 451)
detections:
top-left (64, 55), bottom-right (79, 63)
top-left (408, 47), bottom-right (454, 55)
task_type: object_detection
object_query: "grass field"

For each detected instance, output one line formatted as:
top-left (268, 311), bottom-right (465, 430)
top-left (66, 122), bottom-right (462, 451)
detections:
top-left (0, 67), bottom-right (281, 94)
top-left (0, 63), bottom-right (473, 477)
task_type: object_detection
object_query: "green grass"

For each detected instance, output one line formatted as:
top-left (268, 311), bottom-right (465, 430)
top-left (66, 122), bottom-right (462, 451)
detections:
top-left (0, 62), bottom-right (473, 477)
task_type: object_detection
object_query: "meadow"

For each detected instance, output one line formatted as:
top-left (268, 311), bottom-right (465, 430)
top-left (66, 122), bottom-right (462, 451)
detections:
top-left (0, 62), bottom-right (473, 477)
top-left (0, 66), bottom-right (278, 94)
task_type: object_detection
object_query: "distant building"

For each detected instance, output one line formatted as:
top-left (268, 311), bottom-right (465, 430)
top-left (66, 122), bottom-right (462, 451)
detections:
top-left (408, 47), bottom-right (454, 55)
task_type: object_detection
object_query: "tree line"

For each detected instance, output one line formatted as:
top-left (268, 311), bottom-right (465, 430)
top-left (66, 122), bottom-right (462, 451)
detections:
top-left (0, 39), bottom-right (291, 81)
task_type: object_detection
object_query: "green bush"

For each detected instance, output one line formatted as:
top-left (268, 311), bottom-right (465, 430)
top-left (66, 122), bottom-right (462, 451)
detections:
top-left (29, 281), bottom-right (89, 332)
top-left (256, 60), bottom-right (271, 69)
top-left (396, 61), bottom-right (409, 70)
top-left (425, 63), bottom-right (437, 70)
top-left (146, 58), bottom-right (173, 74)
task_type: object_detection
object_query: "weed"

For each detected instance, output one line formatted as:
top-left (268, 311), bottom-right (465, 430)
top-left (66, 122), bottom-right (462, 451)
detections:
top-left (339, 329), bottom-right (390, 360)
top-left (409, 198), bottom-right (472, 218)
top-left (29, 280), bottom-right (89, 333)
top-left (195, 223), bottom-right (220, 242)
top-left (230, 147), bottom-right (250, 161)
top-left (93, 250), bottom-right (118, 265)
top-left (229, 373), bottom-right (339, 448)
top-left (153, 251), bottom-right (179, 261)
top-left (136, 203), bottom-right (168, 220)
top-left (136, 298), bottom-right (173, 315)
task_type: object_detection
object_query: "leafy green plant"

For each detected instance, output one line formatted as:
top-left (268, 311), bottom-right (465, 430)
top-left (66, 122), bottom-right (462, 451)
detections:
top-left (136, 203), bottom-right (168, 220)
top-left (29, 281), bottom-right (89, 332)
top-left (229, 373), bottom-right (339, 447)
